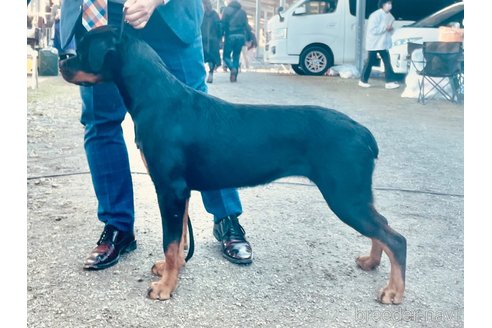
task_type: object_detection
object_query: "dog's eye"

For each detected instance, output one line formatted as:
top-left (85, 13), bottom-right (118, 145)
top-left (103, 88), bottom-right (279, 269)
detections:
top-left (59, 54), bottom-right (75, 61)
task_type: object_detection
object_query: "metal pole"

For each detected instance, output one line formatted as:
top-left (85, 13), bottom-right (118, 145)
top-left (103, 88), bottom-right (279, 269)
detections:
top-left (255, 0), bottom-right (260, 58)
top-left (355, 0), bottom-right (366, 74)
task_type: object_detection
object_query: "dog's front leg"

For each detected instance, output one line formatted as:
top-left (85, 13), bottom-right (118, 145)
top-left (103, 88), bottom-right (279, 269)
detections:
top-left (151, 200), bottom-right (189, 277)
top-left (147, 188), bottom-right (189, 301)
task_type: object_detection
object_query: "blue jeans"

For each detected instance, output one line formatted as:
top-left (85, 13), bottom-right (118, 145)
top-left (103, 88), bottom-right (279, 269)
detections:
top-left (79, 3), bottom-right (243, 232)
top-left (223, 34), bottom-right (245, 70)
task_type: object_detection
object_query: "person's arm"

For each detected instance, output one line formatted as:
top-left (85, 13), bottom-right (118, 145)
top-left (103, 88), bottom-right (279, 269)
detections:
top-left (386, 13), bottom-right (395, 32)
top-left (124, 0), bottom-right (169, 29)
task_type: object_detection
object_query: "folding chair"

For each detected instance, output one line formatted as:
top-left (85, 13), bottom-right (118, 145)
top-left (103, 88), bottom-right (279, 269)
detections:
top-left (415, 41), bottom-right (463, 104)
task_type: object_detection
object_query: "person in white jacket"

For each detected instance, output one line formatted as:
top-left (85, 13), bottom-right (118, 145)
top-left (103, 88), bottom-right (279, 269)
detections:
top-left (359, 0), bottom-right (399, 89)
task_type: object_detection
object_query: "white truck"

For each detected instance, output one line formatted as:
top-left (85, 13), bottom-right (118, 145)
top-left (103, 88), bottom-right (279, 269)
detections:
top-left (265, 0), bottom-right (422, 75)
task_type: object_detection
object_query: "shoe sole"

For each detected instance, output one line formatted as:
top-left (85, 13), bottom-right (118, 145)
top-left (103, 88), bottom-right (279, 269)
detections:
top-left (222, 252), bottom-right (253, 265)
top-left (83, 240), bottom-right (137, 271)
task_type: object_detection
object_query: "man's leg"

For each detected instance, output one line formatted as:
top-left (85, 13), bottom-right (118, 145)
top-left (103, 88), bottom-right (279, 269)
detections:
top-left (80, 2), bottom-right (137, 270)
top-left (360, 51), bottom-right (377, 84)
top-left (228, 35), bottom-right (245, 82)
top-left (80, 84), bottom-right (134, 232)
top-left (80, 83), bottom-right (137, 270)
top-left (379, 50), bottom-right (396, 83)
top-left (231, 36), bottom-right (245, 70)
top-left (200, 189), bottom-right (242, 221)
top-left (141, 18), bottom-right (252, 264)
top-left (206, 62), bottom-right (214, 83)
top-left (222, 37), bottom-right (233, 70)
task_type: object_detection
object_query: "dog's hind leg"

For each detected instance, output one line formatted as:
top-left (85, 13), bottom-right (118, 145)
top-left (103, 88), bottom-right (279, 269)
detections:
top-left (147, 185), bottom-right (190, 301)
top-left (315, 173), bottom-right (406, 304)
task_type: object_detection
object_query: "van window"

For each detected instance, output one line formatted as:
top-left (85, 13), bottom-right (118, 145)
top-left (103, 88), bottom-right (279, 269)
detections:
top-left (297, 0), bottom-right (339, 15)
top-left (348, 0), bottom-right (461, 21)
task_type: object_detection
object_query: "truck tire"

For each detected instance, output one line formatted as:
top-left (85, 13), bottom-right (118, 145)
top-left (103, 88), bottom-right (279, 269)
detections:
top-left (299, 46), bottom-right (333, 76)
top-left (291, 64), bottom-right (306, 75)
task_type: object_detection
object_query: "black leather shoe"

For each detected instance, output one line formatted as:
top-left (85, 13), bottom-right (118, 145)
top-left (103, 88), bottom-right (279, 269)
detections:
top-left (83, 225), bottom-right (137, 270)
top-left (213, 215), bottom-right (252, 264)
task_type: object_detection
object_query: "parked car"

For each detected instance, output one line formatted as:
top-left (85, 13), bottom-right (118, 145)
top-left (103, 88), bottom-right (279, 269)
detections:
top-left (389, 2), bottom-right (464, 74)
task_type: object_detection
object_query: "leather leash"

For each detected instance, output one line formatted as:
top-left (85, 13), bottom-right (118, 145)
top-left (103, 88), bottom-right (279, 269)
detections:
top-left (185, 216), bottom-right (195, 262)
top-left (118, 7), bottom-right (127, 42)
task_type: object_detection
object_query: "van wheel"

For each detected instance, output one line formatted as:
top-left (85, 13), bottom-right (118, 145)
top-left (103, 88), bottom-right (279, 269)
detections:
top-left (300, 46), bottom-right (333, 76)
top-left (291, 64), bottom-right (306, 75)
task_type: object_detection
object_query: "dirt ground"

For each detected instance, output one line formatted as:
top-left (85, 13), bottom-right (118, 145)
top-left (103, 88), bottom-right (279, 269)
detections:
top-left (27, 70), bottom-right (463, 327)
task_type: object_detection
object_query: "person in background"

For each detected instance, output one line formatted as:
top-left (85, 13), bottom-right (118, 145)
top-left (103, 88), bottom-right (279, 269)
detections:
top-left (359, 0), bottom-right (399, 89)
top-left (201, 0), bottom-right (222, 83)
top-left (53, 4), bottom-right (76, 58)
top-left (221, 0), bottom-right (249, 82)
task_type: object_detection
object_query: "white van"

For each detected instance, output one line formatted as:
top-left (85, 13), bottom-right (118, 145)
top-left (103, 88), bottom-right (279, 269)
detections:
top-left (265, 0), bottom-right (448, 75)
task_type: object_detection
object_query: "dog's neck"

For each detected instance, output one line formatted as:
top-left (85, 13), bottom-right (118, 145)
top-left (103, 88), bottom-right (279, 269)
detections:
top-left (112, 37), bottom-right (191, 117)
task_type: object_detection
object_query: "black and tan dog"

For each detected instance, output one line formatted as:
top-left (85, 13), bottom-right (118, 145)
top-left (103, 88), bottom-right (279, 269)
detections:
top-left (60, 26), bottom-right (407, 304)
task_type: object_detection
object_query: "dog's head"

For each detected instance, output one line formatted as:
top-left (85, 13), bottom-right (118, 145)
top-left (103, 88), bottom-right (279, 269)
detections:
top-left (59, 26), bottom-right (121, 86)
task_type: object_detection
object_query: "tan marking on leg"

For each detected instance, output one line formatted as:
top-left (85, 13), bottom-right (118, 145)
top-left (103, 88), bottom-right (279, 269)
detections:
top-left (147, 243), bottom-right (181, 300)
top-left (377, 243), bottom-right (405, 305)
top-left (356, 238), bottom-right (383, 271)
top-left (151, 259), bottom-right (166, 277)
top-left (148, 200), bottom-right (189, 300)
top-left (151, 200), bottom-right (189, 276)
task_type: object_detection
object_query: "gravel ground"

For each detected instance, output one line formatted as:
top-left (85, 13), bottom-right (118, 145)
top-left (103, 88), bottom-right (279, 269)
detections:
top-left (27, 70), bottom-right (463, 327)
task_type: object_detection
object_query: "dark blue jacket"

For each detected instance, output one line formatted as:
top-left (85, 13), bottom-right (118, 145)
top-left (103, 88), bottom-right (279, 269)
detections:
top-left (60, 0), bottom-right (203, 49)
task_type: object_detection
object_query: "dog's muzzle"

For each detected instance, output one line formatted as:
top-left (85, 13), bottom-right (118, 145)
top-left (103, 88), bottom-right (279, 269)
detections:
top-left (59, 56), bottom-right (103, 86)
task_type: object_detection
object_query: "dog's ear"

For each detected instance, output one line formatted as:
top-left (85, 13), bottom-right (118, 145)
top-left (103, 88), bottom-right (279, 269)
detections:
top-left (87, 36), bottom-right (118, 73)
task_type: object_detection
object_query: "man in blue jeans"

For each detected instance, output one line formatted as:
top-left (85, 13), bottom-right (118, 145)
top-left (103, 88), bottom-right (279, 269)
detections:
top-left (221, 0), bottom-right (249, 82)
top-left (60, 0), bottom-right (252, 269)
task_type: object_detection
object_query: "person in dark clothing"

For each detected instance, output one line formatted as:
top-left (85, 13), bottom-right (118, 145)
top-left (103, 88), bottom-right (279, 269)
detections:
top-left (201, 0), bottom-right (222, 83)
top-left (221, 0), bottom-right (249, 82)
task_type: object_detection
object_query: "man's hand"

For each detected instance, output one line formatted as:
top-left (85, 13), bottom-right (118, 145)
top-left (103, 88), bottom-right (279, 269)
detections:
top-left (124, 0), bottom-right (164, 29)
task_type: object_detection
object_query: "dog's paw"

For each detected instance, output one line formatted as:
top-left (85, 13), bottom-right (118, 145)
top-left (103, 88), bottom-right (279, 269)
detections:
top-left (378, 285), bottom-right (404, 305)
top-left (151, 260), bottom-right (166, 277)
top-left (356, 255), bottom-right (380, 271)
top-left (147, 281), bottom-right (172, 301)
